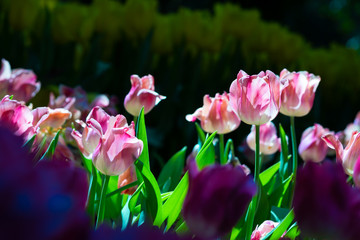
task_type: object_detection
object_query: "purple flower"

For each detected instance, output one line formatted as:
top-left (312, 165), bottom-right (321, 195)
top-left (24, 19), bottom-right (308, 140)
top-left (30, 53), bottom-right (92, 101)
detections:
top-left (182, 162), bottom-right (256, 239)
top-left (293, 161), bottom-right (360, 240)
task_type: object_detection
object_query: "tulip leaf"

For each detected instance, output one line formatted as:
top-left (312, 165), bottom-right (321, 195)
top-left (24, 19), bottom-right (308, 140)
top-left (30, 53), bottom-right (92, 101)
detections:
top-left (129, 182), bottom-right (144, 213)
top-left (279, 124), bottom-right (290, 180)
top-left (195, 122), bottom-right (206, 145)
top-left (195, 131), bottom-right (217, 169)
top-left (104, 175), bottom-right (123, 220)
top-left (284, 222), bottom-right (300, 239)
top-left (39, 130), bottom-right (61, 161)
top-left (135, 160), bottom-right (163, 226)
top-left (136, 107), bottom-right (150, 169)
top-left (158, 146), bottom-right (187, 192)
top-left (263, 209), bottom-right (295, 240)
top-left (22, 133), bottom-right (37, 151)
top-left (161, 172), bottom-right (189, 230)
top-left (259, 162), bottom-right (280, 186)
top-left (269, 173), bottom-right (293, 208)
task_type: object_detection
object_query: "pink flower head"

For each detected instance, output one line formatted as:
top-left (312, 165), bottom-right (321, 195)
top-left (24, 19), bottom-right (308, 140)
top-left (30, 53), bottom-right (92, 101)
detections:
top-left (246, 122), bottom-right (281, 155)
top-left (124, 74), bottom-right (166, 116)
top-left (32, 107), bottom-right (72, 132)
top-left (0, 59), bottom-right (40, 102)
top-left (72, 106), bottom-right (143, 176)
top-left (353, 156), bottom-right (360, 188)
top-left (229, 70), bottom-right (288, 125)
top-left (322, 131), bottom-right (360, 175)
top-left (279, 69), bottom-right (320, 117)
top-left (342, 111), bottom-right (360, 146)
top-left (0, 95), bottom-right (35, 140)
top-left (118, 164), bottom-right (137, 195)
top-left (186, 92), bottom-right (240, 134)
top-left (298, 123), bottom-right (331, 163)
top-left (251, 220), bottom-right (279, 240)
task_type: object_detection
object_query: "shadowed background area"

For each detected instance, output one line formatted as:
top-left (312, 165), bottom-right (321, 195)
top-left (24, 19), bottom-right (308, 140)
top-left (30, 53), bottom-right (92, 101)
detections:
top-left (0, 0), bottom-right (359, 170)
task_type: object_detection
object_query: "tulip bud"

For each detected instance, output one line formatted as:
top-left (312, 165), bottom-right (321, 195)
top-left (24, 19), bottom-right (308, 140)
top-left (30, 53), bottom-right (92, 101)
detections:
top-left (298, 123), bottom-right (331, 163)
top-left (246, 122), bottom-right (280, 155)
top-left (186, 92), bottom-right (240, 134)
top-left (118, 165), bottom-right (137, 195)
top-left (124, 74), bottom-right (166, 116)
top-left (229, 70), bottom-right (288, 125)
top-left (251, 220), bottom-right (279, 240)
top-left (182, 162), bottom-right (256, 239)
top-left (279, 69), bottom-right (320, 117)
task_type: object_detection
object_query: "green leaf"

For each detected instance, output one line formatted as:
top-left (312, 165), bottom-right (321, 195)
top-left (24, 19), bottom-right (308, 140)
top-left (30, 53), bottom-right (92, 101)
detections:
top-left (284, 223), bottom-right (301, 239)
top-left (136, 107), bottom-right (150, 168)
top-left (161, 172), bottom-right (189, 230)
top-left (260, 162), bottom-right (280, 186)
top-left (135, 160), bottom-right (163, 226)
top-left (39, 130), bottom-right (60, 161)
top-left (22, 133), bottom-right (37, 151)
top-left (106, 181), bottom-right (139, 199)
top-left (264, 209), bottom-right (295, 240)
top-left (279, 124), bottom-right (290, 180)
top-left (195, 122), bottom-right (205, 145)
top-left (195, 131), bottom-right (217, 169)
top-left (269, 174), bottom-right (293, 208)
top-left (158, 147), bottom-right (187, 192)
top-left (129, 182), bottom-right (144, 213)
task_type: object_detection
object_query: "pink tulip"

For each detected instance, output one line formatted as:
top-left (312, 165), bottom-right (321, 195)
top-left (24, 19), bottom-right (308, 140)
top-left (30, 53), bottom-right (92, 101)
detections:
top-left (246, 122), bottom-right (280, 155)
top-left (322, 131), bottom-right (360, 175)
top-left (32, 107), bottom-right (72, 132)
top-left (341, 111), bottom-right (360, 146)
top-left (0, 59), bottom-right (40, 102)
top-left (118, 165), bottom-right (137, 195)
top-left (353, 156), bottom-right (360, 188)
top-left (229, 70), bottom-right (288, 125)
top-left (0, 95), bottom-right (35, 140)
top-left (279, 69), bottom-right (320, 117)
top-left (72, 107), bottom-right (143, 176)
top-left (251, 220), bottom-right (279, 240)
top-left (124, 74), bottom-right (166, 116)
top-left (298, 123), bottom-right (331, 163)
top-left (186, 92), bottom-right (240, 134)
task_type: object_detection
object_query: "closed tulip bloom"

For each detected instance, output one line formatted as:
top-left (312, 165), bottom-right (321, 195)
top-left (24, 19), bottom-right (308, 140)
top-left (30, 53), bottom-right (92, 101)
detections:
top-left (293, 161), bottom-right (360, 240)
top-left (251, 220), bottom-right (279, 240)
top-left (229, 70), bottom-right (288, 125)
top-left (182, 162), bottom-right (256, 239)
top-left (279, 69), bottom-right (320, 117)
top-left (298, 123), bottom-right (330, 163)
top-left (124, 74), bottom-right (166, 116)
top-left (246, 122), bottom-right (280, 155)
top-left (72, 107), bottom-right (143, 176)
top-left (322, 131), bottom-right (360, 175)
top-left (186, 92), bottom-right (240, 134)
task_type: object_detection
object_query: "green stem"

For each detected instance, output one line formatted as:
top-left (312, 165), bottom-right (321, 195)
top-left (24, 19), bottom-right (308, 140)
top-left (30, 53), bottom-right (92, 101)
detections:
top-left (87, 164), bottom-right (98, 225)
top-left (134, 116), bottom-right (138, 126)
top-left (245, 125), bottom-right (261, 240)
top-left (95, 174), bottom-right (110, 229)
top-left (290, 116), bottom-right (298, 184)
top-left (219, 134), bottom-right (225, 164)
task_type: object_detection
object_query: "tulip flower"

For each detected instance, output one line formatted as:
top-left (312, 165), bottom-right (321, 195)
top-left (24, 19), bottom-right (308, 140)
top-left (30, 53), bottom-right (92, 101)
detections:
top-left (186, 92), bottom-right (240, 134)
top-left (293, 161), bottom-right (360, 240)
top-left (124, 74), bottom-right (166, 116)
top-left (182, 161), bottom-right (256, 239)
top-left (322, 131), bottom-right (360, 175)
top-left (246, 122), bottom-right (280, 155)
top-left (342, 111), bottom-right (360, 145)
top-left (229, 70), bottom-right (288, 125)
top-left (298, 123), bottom-right (331, 163)
top-left (251, 220), bottom-right (279, 240)
top-left (353, 156), bottom-right (360, 188)
top-left (0, 59), bottom-right (40, 102)
top-left (118, 165), bottom-right (137, 195)
top-left (279, 69), bottom-right (320, 117)
top-left (72, 106), bottom-right (143, 176)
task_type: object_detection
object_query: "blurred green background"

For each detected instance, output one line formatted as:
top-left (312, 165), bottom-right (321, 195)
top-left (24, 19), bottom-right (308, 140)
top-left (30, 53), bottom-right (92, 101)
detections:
top-left (1, 0), bottom-right (359, 167)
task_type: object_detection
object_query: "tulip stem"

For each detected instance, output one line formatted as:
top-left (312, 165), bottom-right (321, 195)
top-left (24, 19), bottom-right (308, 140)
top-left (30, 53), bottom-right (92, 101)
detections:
top-left (290, 116), bottom-right (298, 185)
top-left (245, 125), bottom-right (261, 240)
top-left (96, 174), bottom-right (110, 229)
top-left (87, 163), bottom-right (98, 225)
top-left (219, 134), bottom-right (226, 164)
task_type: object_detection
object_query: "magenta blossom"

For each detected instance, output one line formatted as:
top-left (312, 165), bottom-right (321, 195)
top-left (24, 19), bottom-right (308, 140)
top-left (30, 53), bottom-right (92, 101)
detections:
top-left (72, 106), bottom-right (143, 176)
top-left (0, 59), bottom-right (40, 102)
top-left (229, 70), bottom-right (288, 125)
top-left (124, 74), bottom-right (166, 116)
top-left (186, 92), bottom-right (240, 134)
top-left (251, 220), bottom-right (279, 240)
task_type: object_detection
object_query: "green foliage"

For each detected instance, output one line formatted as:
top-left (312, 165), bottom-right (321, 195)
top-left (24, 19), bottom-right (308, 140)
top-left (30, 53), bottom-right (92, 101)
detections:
top-left (195, 131), bottom-right (216, 169)
top-left (136, 108), bottom-right (150, 168)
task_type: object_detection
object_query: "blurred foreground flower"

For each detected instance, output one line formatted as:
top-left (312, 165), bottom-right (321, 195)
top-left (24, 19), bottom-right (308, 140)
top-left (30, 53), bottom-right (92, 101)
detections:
top-left (72, 107), bottom-right (143, 176)
top-left (246, 121), bottom-right (280, 155)
top-left (186, 92), bottom-right (240, 134)
top-left (182, 161), bottom-right (256, 239)
top-left (0, 126), bottom-right (90, 239)
top-left (293, 161), bottom-right (360, 240)
top-left (298, 123), bottom-right (331, 162)
top-left (322, 131), bottom-right (360, 175)
top-left (229, 70), bottom-right (287, 125)
top-left (251, 220), bottom-right (278, 240)
top-left (0, 59), bottom-right (40, 102)
top-left (279, 69), bottom-right (320, 117)
top-left (124, 74), bottom-right (166, 116)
